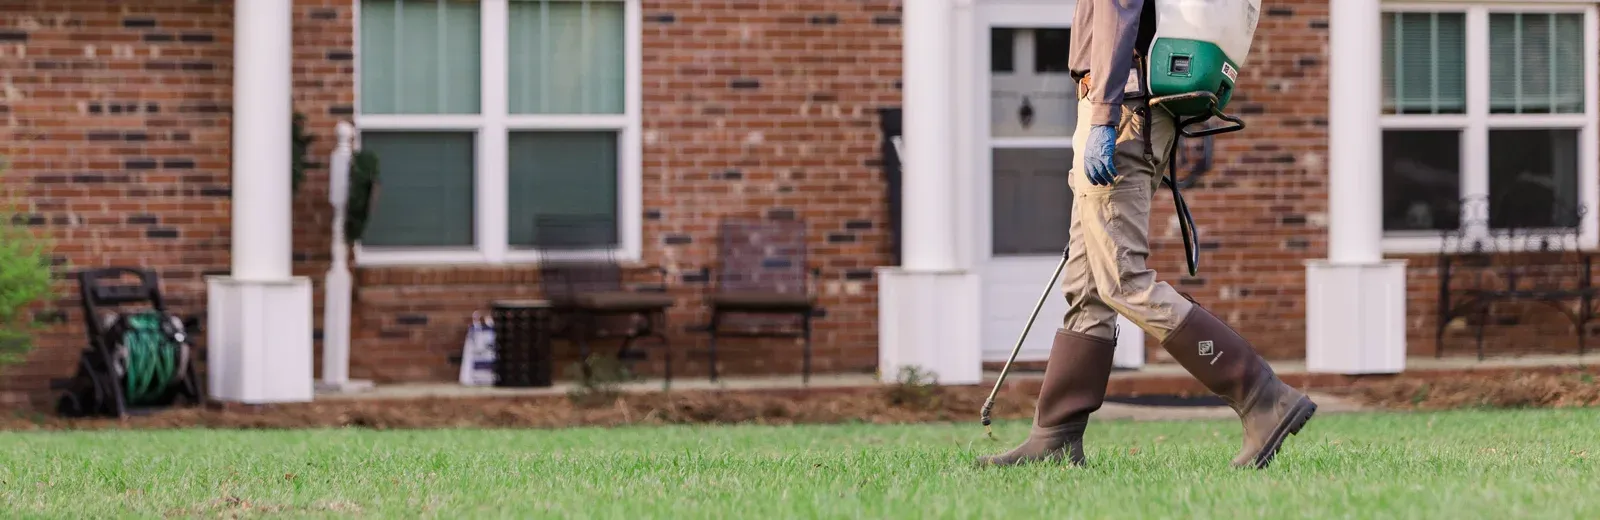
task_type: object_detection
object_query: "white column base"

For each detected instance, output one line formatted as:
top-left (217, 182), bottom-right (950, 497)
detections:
top-left (206, 276), bottom-right (315, 404)
top-left (877, 268), bottom-right (982, 385)
top-left (1304, 260), bottom-right (1409, 374)
top-left (1113, 315), bottom-right (1146, 369)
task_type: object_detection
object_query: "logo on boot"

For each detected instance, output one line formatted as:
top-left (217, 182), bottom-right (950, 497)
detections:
top-left (1198, 340), bottom-right (1215, 357)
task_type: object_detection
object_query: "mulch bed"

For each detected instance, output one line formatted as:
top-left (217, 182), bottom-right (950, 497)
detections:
top-left (4, 370), bottom-right (1596, 432)
top-left (1332, 371), bottom-right (1600, 411)
top-left (0, 384), bottom-right (1041, 432)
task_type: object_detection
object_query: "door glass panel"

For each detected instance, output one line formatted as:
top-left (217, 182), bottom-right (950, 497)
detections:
top-left (990, 28), bottom-right (1076, 139)
top-left (992, 148), bottom-right (1073, 255)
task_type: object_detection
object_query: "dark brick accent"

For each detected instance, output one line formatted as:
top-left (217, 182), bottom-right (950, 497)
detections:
top-left (310, 9), bottom-right (338, 20)
top-left (664, 234), bottom-right (692, 245)
top-left (766, 208), bottom-right (797, 221)
top-left (200, 187), bottom-right (231, 198)
top-left (809, 14), bottom-right (840, 25)
top-left (326, 50), bottom-right (354, 61)
top-left (827, 233), bottom-right (856, 244)
top-left (0, 31), bottom-right (27, 42)
top-left (143, 33), bottom-right (174, 42)
top-left (124, 159), bottom-right (158, 170)
top-left (720, 170), bottom-right (743, 180)
top-left (329, 105), bottom-right (355, 115)
top-left (647, 13), bottom-right (676, 23)
top-left (1310, 19), bottom-right (1329, 29)
top-left (146, 228), bottom-right (180, 239)
top-left (730, 78), bottom-right (761, 89)
top-left (180, 32), bottom-right (214, 43)
top-left (1268, 7), bottom-right (1294, 17)
top-left (1281, 214), bottom-right (1307, 225)
top-left (872, 15), bottom-right (900, 25)
top-left (644, 209), bottom-right (663, 220)
top-left (162, 159), bottom-right (196, 169)
top-left (126, 214), bottom-right (159, 225)
top-left (396, 314), bottom-right (429, 326)
top-left (844, 220), bottom-right (873, 230)
top-left (844, 269), bottom-right (874, 281)
top-left (122, 17), bottom-right (157, 28)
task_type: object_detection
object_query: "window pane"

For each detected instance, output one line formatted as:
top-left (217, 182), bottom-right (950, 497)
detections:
top-left (1489, 129), bottom-right (1581, 229)
top-left (1034, 29), bottom-right (1070, 73)
top-left (509, 0), bottom-right (626, 115)
top-left (360, 0), bottom-right (482, 115)
top-left (991, 28), bottom-right (1015, 74)
top-left (992, 148), bottom-right (1072, 256)
top-left (359, 132), bottom-right (477, 246)
top-left (991, 29), bottom-right (1076, 139)
top-left (507, 131), bottom-right (619, 248)
top-left (1382, 130), bottom-right (1461, 231)
top-left (1382, 12), bottom-right (1467, 115)
top-left (1489, 13), bottom-right (1586, 114)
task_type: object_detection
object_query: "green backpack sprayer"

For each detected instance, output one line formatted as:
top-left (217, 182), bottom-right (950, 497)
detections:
top-left (1145, 0), bottom-right (1263, 279)
top-left (981, 0), bottom-right (1264, 437)
top-left (1147, 0), bottom-right (1262, 138)
top-left (56, 268), bottom-right (202, 418)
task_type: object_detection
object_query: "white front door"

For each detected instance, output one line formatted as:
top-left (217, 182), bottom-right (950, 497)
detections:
top-left (976, 4), bottom-right (1145, 367)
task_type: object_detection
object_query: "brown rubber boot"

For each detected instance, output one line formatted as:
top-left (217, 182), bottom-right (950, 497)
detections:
top-left (1160, 304), bottom-right (1318, 469)
top-left (976, 329), bottom-right (1116, 467)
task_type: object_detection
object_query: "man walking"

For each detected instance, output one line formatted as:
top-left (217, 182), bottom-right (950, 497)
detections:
top-left (977, 0), bottom-right (1317, 470)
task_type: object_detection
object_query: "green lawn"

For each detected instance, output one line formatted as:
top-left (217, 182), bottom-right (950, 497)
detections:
top-left (2, 408), bottom-right (1597, 519)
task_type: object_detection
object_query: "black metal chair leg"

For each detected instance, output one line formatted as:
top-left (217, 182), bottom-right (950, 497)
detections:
top-left (653, 310), bottom-right (672, 389)
top-left (801, 312), bottom-right (813, 385)
top-left (1476, 303), bottom-right (1490, 361)
top-left (576, 312), bottom-right (594, 382)
top-left (707, 311), bottom-right (721, 383)
top-left (1435, 321), bottom-right (1447, 360)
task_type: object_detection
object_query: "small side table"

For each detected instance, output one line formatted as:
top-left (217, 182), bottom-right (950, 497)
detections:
top-left (489, 299), bottom-right (555, 388)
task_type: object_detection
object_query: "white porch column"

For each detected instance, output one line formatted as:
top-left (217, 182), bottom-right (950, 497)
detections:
top-left (1305, 0), bottom-right (1408, 374)
top-left (878, 0), bottom-right (982, 385)
top-left (206, 0), bottom-right (315, 403)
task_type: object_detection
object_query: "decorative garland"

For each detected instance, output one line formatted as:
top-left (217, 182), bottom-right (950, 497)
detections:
top-left (291, 111), bottom-right (315, 194)
top-left (344, 148), bottom-right (381, 244)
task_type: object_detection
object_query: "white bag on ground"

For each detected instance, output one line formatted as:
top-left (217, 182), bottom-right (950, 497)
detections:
top-left (458, 312), bottom-right (497, 386)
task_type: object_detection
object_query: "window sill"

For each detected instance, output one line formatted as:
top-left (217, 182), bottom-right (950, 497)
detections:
top-left (352, 245), bottom-right (644, 268)
top-left (1382, 230), bottom-right (1600, 255)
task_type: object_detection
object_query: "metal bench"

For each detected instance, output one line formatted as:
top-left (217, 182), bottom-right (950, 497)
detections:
top-left (1435, 195), bottom-right (1594, 360)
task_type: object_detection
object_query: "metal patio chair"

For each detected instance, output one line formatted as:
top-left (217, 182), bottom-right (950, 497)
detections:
top-left (531, 214), bottom-right (676, 383)
top-left (699, 217), bottom-right (821, 383)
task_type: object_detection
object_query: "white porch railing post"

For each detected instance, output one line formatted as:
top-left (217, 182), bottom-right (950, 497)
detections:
top-left (318, 121), bottom-right (372, 393)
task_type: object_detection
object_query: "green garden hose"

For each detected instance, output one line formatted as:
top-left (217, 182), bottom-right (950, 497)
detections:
top-left (120, 312), bottom-right (180, 406)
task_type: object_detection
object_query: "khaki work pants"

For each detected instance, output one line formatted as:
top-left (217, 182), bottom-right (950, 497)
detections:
top-left (1061, 85), bottom-right (1196, 343)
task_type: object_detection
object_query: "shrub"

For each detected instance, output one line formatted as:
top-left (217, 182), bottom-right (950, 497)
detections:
top-left (0, 162), bottom-right (55, 366)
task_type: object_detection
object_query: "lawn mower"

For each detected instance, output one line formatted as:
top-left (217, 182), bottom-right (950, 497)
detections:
top-left (55, 268), bottom-right (203, 419)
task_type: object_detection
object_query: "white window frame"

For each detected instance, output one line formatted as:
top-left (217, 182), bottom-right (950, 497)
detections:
top-left (350, 0), bottom-right (644, 266)
top-left (1379, 1), bottom-right (1599, 254)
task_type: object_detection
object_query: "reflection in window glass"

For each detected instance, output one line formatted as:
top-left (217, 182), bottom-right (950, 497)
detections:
top-left (1382, 130), bottom-right (1461, 231)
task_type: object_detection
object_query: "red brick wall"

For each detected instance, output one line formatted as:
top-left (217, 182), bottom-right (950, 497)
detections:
top-left (3, 0), bottom-right (1593, 408)
top-left (346, 1), bottom-right (904, 383)
top-left (0, 0), bottom-right (352, 407)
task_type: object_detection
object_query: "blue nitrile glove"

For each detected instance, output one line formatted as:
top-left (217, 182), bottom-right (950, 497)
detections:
top-left (1083, 125), bottom-right (1118, 186)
